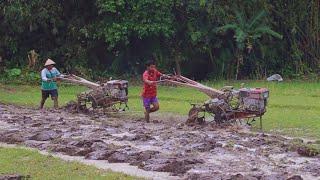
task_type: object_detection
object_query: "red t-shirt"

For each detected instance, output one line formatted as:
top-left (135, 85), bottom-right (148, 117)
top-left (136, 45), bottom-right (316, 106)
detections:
top-left (141, 69), bottom-right (162, 98)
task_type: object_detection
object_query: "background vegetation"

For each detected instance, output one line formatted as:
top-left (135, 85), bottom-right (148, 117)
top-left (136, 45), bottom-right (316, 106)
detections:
top-left (0, 0), bottom-right (319, 80)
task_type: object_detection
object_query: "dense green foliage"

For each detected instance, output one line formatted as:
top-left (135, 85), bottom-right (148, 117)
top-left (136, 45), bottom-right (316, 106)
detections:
top-left (0, 0), bottom-right (319, 80)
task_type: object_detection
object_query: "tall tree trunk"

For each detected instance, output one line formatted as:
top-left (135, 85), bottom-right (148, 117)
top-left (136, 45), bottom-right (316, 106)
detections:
top-left (174, 53), bottom-right (181, 75)
top-left (235, 57), bottom-right (240, 80)
top-left (208, 48), bottom-right (215, 74)
top-left (0, 55), bottom-right (4, 73)
top-left (235, 49), bottom-right (243, 80)
top-left (310, 0), bottom-right (320, 67)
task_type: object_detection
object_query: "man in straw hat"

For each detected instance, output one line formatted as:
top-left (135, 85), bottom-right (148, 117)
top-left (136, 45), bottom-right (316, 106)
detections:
top-left (40, 59), bottom-right (62, 110)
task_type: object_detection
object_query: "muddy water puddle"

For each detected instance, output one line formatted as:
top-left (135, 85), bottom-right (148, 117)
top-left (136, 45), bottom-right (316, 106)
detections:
top-left (0, 103), bottom-right (319, 180)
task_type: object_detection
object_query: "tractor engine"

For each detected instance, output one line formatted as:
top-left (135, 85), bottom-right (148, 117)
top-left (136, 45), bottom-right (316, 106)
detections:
top-left (78, 80), bottom-right (129, 110)
top-left (104, 80), bottom-right (129, 102)
top-left (238, 88), bottom-right (269, 113)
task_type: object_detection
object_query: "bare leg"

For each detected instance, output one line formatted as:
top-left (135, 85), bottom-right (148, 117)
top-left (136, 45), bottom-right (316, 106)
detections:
top-left (40, 90), bottom-right (47, 110)
top-left (149, 102), bottom-right (159, 113)
top-left (144, 102), bottom-right (159, 122)
top-left (40, 98), bottom-right (46, 109)
top-left (52, 97), bottom-right (58, 109)
top-left (144, 109), bottom-right (150, 122)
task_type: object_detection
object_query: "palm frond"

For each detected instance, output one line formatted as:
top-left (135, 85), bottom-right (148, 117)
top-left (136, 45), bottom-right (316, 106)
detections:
top-left (235, 11), bottom-right (246, 29)
top-left (251, 33), bottom-right (263, 40)
top-left (248, 10), bottom-right (266, 29)
top-left (235, 30), bottom-right (247, 44)
top-left (255, 26), bottom-right (283, 39)
top-left (218, 24), bottom-right (238, 32)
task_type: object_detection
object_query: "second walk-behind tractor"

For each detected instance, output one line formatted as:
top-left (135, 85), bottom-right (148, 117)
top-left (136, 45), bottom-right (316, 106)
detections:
top-left (160, 74), bottom-right (269, 128)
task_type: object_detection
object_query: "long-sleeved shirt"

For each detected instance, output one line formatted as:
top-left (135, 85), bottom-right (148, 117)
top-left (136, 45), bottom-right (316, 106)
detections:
top-left (41, 67), bottom-right (61, 90)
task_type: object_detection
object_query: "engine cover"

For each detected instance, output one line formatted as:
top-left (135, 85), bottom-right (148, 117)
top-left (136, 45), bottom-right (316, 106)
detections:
top-left (104, 80), bottom-right (129, 101)
top-left (239, 88), bottom-right (269, 112)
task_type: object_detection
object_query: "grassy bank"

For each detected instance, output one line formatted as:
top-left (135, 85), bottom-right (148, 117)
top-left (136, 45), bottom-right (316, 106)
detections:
top-left (0, 146), bottom-right (136, 179)
top-left (0, 81), bottom-right (319, 139)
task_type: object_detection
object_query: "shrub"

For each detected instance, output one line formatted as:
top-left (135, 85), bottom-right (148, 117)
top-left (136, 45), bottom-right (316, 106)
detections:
top-left (1, 68), bottom-right (40, 85)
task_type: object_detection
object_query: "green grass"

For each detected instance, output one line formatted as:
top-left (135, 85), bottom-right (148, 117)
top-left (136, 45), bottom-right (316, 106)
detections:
top-left (1, 81), bottom-right (320, 139)
top-left (0, 84), bottom-right (87, 107)
top-left (0, 146), bottom-right (137, 179)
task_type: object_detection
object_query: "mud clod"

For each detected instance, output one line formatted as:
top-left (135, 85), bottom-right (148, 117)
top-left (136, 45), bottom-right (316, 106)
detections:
top-left (138, 150), bottom-right (158, 161)
top-left (68, 139), bottom-right (103, 148)
top-left (297, 145), bottom-right (319, 157)
top-left (107, 151), bottom-right (129, 163)
top-left (29, 130), bottom-right (60, 141)
top-left (85, 150), bottom-right (116, 160)
top-left (0, 174), bottom-right (30, 180)
top-left (227, 174), bottom-right (245, 180)
top-left (287, 175), bottom-right (303, 180)
top-left (0, 131), bottom-right (26, 144)
top-left (152, 159), bottom-right (191, 175)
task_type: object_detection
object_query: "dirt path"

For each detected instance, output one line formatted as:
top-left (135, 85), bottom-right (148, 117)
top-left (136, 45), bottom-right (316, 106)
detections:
top-left (0, 103), bottom-right (319, 180)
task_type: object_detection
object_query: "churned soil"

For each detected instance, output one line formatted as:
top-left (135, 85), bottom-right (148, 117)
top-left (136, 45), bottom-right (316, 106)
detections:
top-left (0, 103), bottom-right (319, 179)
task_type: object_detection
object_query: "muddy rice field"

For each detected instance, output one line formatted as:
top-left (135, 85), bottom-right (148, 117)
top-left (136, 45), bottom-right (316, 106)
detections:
top-left (0, 103), bottom-right (319, 180)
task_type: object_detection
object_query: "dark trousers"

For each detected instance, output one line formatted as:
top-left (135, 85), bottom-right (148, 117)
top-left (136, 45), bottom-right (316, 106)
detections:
top-left (40, 89), bottom-right (58, 108)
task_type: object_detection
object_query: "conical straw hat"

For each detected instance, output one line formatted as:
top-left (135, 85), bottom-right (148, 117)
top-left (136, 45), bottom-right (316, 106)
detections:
top-left (44, 59), bottom-right (56, 66)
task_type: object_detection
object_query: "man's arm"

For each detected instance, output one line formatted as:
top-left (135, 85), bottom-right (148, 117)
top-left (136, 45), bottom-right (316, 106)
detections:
top-left (156, 70), bottom-right (162, 78)
top-left (41, 69), bottom-right (49, 81)
top-left (143, 73), bottom-right (155, 85)
top-left (54, 68), bottom-right (63, 77)
top-left (156, 69), bottom-right (171, 79)
top-left (52, 68), bottom-right (65, 81)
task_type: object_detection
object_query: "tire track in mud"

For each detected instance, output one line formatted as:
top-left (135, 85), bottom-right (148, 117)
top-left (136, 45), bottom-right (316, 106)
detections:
top-left (0, 103), bottom-right (319, 180)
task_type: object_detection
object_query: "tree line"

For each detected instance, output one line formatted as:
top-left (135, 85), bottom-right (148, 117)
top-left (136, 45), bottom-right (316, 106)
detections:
top-left (0, 0), bottom-right (319, 80)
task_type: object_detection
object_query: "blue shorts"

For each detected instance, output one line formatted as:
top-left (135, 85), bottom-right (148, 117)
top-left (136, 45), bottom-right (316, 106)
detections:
top-left (42, 89), bottom-right (58, 99)
top-left (142, 97), bottom-right (158, 110)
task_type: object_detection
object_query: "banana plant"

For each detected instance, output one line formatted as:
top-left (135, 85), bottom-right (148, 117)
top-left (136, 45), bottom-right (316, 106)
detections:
top-left (218, 10), bottom-right (282, 80)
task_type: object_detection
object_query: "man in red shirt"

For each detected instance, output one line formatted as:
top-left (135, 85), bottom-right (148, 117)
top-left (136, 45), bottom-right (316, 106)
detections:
top-left (142, 60), bottom-right (163, 122)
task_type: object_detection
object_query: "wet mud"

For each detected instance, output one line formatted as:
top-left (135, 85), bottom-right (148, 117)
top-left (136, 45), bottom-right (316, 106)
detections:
top-left (0, 174), bottom-right (30, 180)
top-left (0, 103), bottom-right (319, 179)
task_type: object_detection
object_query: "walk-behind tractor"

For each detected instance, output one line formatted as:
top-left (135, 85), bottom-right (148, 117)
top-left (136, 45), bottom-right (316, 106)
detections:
top-left (161, 75), bottom-right (269, 127)
top-left (60, 74), bottom-right (128, 113)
